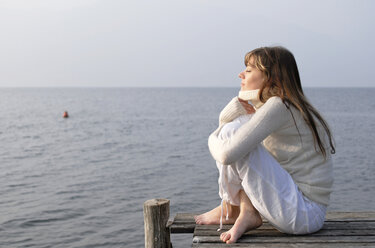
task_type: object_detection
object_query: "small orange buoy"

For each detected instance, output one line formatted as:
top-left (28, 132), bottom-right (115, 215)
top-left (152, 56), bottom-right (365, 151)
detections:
top-left (63, 111), bottom-right (69, 118)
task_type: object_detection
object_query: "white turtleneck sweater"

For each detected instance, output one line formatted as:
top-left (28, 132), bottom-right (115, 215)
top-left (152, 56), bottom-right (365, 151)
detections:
top-left (208, 90), bottom-right (333, 206)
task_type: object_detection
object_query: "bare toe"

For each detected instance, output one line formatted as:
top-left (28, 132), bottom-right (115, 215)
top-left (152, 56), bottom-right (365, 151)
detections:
top-left (194, 215), bottom-right (202, 224)
top-left (221, 209), bottom-right (263, 243)
top-left (220, 232), bottom-right (225, 240)
top-left (226, 234), bottom-right (237, 244)
top-left (219, 233), bottom-right (224, 242)
top-left (221, 232), bottom-right (231, 242)
top-left (224, 233), bottom-right (232, 243)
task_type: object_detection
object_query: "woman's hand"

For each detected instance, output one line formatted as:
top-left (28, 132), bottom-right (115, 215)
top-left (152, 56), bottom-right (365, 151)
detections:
top-left (238, 98), bottom-right (256, 114)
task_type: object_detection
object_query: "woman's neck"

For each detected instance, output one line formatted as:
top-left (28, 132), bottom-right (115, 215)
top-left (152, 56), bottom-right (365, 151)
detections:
top-left (238, 89), bottom-right (264, 109)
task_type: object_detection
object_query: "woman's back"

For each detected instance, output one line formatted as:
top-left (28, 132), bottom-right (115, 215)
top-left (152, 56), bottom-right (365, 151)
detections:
top-left (261, 97), bottom-right (333, 206)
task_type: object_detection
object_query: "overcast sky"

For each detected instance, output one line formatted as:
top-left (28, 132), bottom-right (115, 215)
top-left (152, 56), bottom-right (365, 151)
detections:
top-left (0, 0), bottom-right (374, 87)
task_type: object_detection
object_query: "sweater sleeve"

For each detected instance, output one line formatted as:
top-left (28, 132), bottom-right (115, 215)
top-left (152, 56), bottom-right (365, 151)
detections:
top-left (208, 97), bottom-right (291, 165)
top-left (218, 96), bottom-right (248, 125)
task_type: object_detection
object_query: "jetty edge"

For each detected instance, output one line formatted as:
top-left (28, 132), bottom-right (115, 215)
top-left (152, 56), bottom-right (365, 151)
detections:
top-left (144, 198), bottom-right (375, 247)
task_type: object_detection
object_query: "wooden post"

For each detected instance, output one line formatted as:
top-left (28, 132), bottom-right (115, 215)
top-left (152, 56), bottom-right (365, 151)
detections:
top-left (144, 199), bottom-right (171, 248)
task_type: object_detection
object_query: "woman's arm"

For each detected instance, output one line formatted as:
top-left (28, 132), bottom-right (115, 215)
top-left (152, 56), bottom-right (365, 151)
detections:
top-left (219, 97), bottom-right (248, 125)
top-left (208, 97), bottom-right (291, 165)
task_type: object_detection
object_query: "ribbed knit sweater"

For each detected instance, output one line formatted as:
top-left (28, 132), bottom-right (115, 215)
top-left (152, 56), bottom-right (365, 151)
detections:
top-left (208, 90), bottom-right (333, 206)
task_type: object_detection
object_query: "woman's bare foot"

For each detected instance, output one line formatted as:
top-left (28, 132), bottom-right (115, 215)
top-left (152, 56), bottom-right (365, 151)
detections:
top-left (194, 203), bottom-right (240, 225)
top-left (220, 190), bottom-right (262, 244)
top-left (220, 208), bottom-right (262, 243)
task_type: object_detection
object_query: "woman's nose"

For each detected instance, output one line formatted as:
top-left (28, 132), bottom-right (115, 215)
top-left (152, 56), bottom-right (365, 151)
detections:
top-left (238, 71), bottom-right (245, 79)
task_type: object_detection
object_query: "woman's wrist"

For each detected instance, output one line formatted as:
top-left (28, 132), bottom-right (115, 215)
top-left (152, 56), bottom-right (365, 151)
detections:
top-left (219, 97), bottom-right (248, 125)
top-left (238, 98), bottom-right (256, 114)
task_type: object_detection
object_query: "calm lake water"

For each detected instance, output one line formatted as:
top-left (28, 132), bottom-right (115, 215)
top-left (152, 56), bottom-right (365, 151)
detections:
top-left (0, 87), bottom-right (374, 247)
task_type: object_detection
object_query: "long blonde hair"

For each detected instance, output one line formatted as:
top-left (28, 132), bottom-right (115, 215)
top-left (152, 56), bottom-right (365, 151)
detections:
top-left (245, 46), bottom-right (335, 158)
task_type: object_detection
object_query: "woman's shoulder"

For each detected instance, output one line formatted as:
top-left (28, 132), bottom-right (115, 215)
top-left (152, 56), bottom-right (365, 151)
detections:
top-left (255, 96), bottom-right (295, 127)
top-left (266, 95), bottom-right (283, 103)
top-left (261, 96), bottom-right (288, 111)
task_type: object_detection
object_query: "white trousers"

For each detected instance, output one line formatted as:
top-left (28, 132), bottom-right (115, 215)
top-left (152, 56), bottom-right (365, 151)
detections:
top-left (217, 115), bottom-right (327, 234)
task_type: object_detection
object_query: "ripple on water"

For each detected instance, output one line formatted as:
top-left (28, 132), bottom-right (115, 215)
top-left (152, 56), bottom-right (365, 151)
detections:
top-left (20, 209), bottom-right (87, 228)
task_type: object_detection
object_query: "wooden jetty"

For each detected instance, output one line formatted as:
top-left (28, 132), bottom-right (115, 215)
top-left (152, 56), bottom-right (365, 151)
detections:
top-left (144, 199), bottom-right (375, 247)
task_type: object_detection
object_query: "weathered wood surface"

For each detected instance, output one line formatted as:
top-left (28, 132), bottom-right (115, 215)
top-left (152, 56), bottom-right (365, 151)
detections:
top-left (194, 224), bottom-right (375, 236)
top-left (143, 199), bottom-right (171, 248)
top-left (169, 212), bottom-right (375, 247)
top-left (192, 244), bottom-right (375, 247)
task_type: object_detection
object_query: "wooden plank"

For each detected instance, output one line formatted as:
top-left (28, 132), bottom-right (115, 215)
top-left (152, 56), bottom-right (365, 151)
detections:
top-left (326, 212), bottom-right (375, 221)
top-left (170, 223), bottom-right (196, 233)
top-left (172, 213), bottom-right (199, 222)
top-left (192, 235), bottom-right (375, 244)
top-left (194, 227), bottom-right (375, 237)
top-left (190, 222), bottom-right (375, 236)
top-left (170, 213), bottom-right (196, 233)
top-left (206, 222), bottom-right (372, 231)
top-left (322, 221), bottom-right (375, 230)
top-left (192, 243), bottom-right (375, 247)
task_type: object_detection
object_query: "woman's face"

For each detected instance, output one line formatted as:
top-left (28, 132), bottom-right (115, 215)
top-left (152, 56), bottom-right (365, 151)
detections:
top-left (239, 58), bottom-right (265, 91)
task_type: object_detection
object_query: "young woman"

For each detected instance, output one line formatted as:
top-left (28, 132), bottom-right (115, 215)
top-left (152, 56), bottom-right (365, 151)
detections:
top-left (194, 46), bottom-right (335, 244)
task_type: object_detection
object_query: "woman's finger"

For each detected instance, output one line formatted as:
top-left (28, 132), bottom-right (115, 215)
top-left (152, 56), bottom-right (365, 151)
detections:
top-left (239, 101), bottom-right (255, 114)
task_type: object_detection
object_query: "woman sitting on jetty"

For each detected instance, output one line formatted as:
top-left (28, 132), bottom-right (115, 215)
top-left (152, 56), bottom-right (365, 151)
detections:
top-left (194, 46), bottom-right (335, 244)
